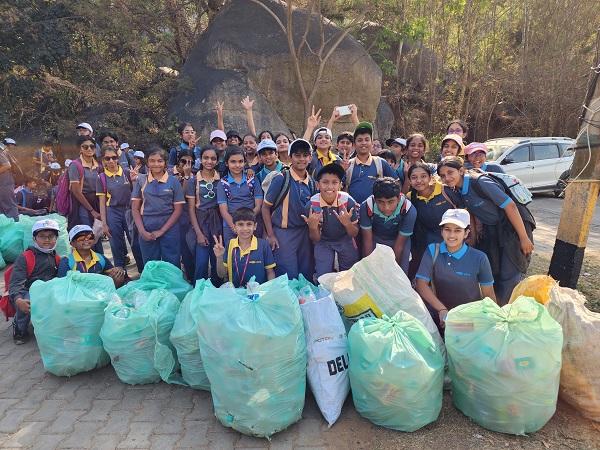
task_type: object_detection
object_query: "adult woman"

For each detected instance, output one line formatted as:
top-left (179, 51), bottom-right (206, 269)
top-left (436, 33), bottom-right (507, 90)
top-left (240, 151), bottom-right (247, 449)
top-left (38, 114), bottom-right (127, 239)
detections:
top-left (437, 156), bottom-right (535, 304)
top-left (68, 135), bottom-right (103, 253)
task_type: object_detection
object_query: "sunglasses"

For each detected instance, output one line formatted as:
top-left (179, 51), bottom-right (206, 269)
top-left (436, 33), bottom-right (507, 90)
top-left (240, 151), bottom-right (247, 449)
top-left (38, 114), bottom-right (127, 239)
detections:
top-left (201, 181), bottom-right (215, 199)
top-left (103, 156), bottom-right (119, 161)
top-left (180, 159), bottom-right (193, 164)
top-left (80, 144), bottom-right (95, 150)
top-left (73, 233), bottom-right (94, 242)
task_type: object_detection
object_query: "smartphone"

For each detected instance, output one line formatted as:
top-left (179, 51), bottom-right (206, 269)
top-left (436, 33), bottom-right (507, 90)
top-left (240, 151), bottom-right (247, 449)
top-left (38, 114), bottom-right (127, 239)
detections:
top-left (336, 105), bottom-right (352, 116)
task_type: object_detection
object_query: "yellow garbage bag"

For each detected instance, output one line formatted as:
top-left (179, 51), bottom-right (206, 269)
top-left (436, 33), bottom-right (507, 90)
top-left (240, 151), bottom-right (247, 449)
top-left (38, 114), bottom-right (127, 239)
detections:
top-left (509, 275), bottom-right (556, 305)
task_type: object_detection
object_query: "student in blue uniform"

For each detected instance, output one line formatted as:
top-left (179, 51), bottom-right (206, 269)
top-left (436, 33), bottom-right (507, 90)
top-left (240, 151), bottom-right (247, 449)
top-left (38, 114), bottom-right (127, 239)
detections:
top-left (131, 147), bottom-right (185, 267)
top-left (97, 146), bottom-right (143, 277)
top-left (262, 139), bottom-right (317, 281)
top-left (243, 133), bottom-right (260, 171)
top-left (304, 163), bottom-right (359, 279)
top-left (168, 122), bottom-right (200, 167)
top-left (406, 162), bottom-right (464, 279)
top-left (437, 156), bottom-right (535, 304)
top-left (416, 209), bottom-right (496, 331)
top-left (0, 137), bottom-right (19, 221)
top-left (360, 177), bottom-right (416, 275)
top-left (254, 139), bottom-right (284, 187)
top-left (187, 145), bottom-right (222, 285)
top-left (385, 137), bottom-right (407, 183)
top-left (97, 130), bottom-right (133, 170)
top-left (344, 122), bottom-right (397, 205)
top-left (16, 176), bottom-right (40, 214)
top-left (213, 207), bottom-right (275, 287)
top-left (57, 224), bottom-right (125, 287)
top-left (463, 142), bottom-right (505, 173)
top-left (400, 133), bottom-right (437, 193)
top-left (307, 127), bottom-right (341, 179)
top-left (217, 146), bottom-right (263, 245)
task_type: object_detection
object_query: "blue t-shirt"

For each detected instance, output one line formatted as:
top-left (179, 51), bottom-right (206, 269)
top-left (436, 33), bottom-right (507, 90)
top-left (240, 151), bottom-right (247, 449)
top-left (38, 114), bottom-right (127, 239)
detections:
top-left (255, 162), bottom-right (284, 186)
top-left (186, 173), bottom-right (220, 213)
top-left (307, 192), bottom-right (358, 242)
top-left (96, 167), bottom-right (132, 207)
top-left (460, 174), bottom-right (512, 225)
top-left (217, 173), bottom-right (263, 223)
top-left (131, 172), bottom-right (185, 216)
top-left (359, 195), bottom-right (416, 242)
top-left (168, 142), bottom-right (199, 167)
top-left (0, 150), bottom-right (13, 186)
top-left (264, 170), bottom-right (315, 229)
top-left (223, 236), bottom-right (276, 287)
top-left (68, 158), bottom-right (100, 196)
top-left (416, 242), bottom-right (494, 310)
top-left (346, 156), bottom-right (397, 205)
top-left (57, 250), bottom-right (113, 277)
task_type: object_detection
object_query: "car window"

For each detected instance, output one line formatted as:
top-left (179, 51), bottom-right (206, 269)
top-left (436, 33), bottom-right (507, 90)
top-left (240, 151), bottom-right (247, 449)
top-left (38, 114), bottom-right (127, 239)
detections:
top-left (533, 144), bottom-right (560, 161)
top-left (560, 142), bottom-right (574, 157)
top-left (505, 145), bottom-right (530, 163)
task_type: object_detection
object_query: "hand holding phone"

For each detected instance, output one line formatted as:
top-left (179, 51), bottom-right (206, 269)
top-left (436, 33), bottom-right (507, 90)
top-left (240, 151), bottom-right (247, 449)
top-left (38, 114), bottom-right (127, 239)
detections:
top-left (336, 105), bottom-right (352, 116)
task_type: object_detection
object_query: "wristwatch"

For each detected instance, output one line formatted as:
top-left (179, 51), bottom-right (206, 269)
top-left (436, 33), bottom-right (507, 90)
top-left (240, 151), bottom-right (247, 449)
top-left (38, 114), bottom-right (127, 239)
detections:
top-left (184, 175), bottom-right (190, 180)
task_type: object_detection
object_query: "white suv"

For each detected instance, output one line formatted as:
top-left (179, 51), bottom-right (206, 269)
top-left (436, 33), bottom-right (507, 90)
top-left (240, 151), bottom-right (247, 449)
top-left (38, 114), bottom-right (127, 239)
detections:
top-left (483, 137), bottom-right (575, 193)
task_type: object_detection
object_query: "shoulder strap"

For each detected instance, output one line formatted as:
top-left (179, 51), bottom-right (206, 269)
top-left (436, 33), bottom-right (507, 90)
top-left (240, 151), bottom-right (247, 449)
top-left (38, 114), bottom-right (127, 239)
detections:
top-left (373, 156), bottom-right (383, 177)
top-left (100, 173), bottom-right (107, 193)
top-left (227, 242), bottom-right (234, 284)
top-left (441, 185), bottom-right (457, 208)
top-left (365, 195), bottom-right (375, 217)
top-left (24, 250), bottom-right (36, 276)
top-left (345, 159), bottom-right (356, 187)
top-left (272, 170), bottom-right (292, 211)
top-left (124, 168), bottom-right (131, 183)
top-left (72, 159), bottom-right (84, 177)
top-left (68, 253), bottom-right (77, 271)
top-left (97, 253), bottom-right (107, 270)
top-left (247, 177), bottom-right (255, 196)
top-left (430, 243), bottom-right (440, 295)
top-left (469, 173), bottom-right (491, 200)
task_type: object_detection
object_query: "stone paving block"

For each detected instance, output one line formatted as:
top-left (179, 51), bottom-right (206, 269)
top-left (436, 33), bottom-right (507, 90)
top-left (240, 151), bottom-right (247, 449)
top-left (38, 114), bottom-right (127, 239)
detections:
top-left (101, 410), bottom-right (136, 433)
top-left (60, 421), bottom-right (103, 448)
top-left (30, 433), bottom-right (67, 450)
top-left (112, 389), bottom-right (145, 411)
top-left (295, 419), bottom-right (328, 447)
top-left (146, 382), bottom-right (174, 400)
top-left (166, 388), bottom-right (195, 409)
top-left (0, 421), bottom-right (48, 448)
top-left (150, 433), bottom-right (183, 449)
top-left (235, 434), bottom-right (270, 448)
top-left (0, 399), bottom-right (19, 416)
top-left (79, 399), bottom-right (121, 422)
top-left (61, 389), bottom-right (96, 411)
top-left (176, 420), bottom-right (210, 448)
top-left (46, 410), bottom-right (86, 434)
top-left (187, 398), bottom-right (215, 420)
top-left (11, 388), bottom-right (52, 411)
top-left (93, 382), bottom-right (126, 400)
top-left (207, 431), bottom-right (240, 450)
top-left (154, 409), bottom-right (187, 434)
top-left (47, 380), bottom-right (80, 399)
top-left (29, 399), bottom-right (68, 421)
top-left (0, 408), bottom-right (33, 433)
top-left (116, 421), bottom-right (157, 449)
top-left (130, 398), bottom-right (163, 422)
top-left (91, 434), bottom-right (127, 450)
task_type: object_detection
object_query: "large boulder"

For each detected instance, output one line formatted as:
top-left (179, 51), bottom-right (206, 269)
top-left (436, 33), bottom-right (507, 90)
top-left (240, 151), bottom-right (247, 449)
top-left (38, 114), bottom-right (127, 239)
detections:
top-left (169, 0), bottom-right (383, 139)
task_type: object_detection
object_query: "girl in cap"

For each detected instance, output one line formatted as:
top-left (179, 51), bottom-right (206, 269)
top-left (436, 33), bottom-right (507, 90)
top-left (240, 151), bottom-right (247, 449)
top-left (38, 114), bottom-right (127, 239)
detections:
top-left (168, 122), bottom-right (200, 167)
top-left (464, 142), bottom-right (505, 173)
top-left (132, 151), bottom-right (147, 174)
top-left (437, 156), bottom-right (534, 305)
top-left (416, 209), bottom-right (496, 331)
top-left (439, 134), bottom-right (464, 159)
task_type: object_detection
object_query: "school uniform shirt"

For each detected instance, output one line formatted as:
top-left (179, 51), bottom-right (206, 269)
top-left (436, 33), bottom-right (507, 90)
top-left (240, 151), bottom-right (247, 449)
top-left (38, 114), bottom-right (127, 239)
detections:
top-left (407, 181), bottom-right (464, 243)
top-left (57, 249), bottom-right (113, 277)
top-left (118, 150), bottom-right (132, 170)
top-left (186, 172), bottom-right (220, 213)
top-left (131, 171), bottom-right (185, 216)
top-left (168, 142), bottom-right (199, 167)
top-left (0, 149), bottom-right (14, 187)
top-left (247, 155), bottom-right (261, 173)
top-left (308, 150), bottom-right (341, 178)
top-left (460, 174), bottom-right (512, 226)
top-left (359, 195), bottom-right (416, 242)
top-left (96, 166), bottom-right (132, 207)
top-left (307, 192), bottom-right (358, 242)
top-left (223, 236), bottom-right (276, 287)
top-left (33, 148), bottom-right (55, 175)
top-left (416, 242), bottom-right (494, 310)
top-left (346, 155), bottom-right (397, 205)
top-left (68, 158), bottom-right (100, 195)
top-left (16, 188), bottom-right (36, 209)
top-left (216, 173), bottom-right (263, 219)
top-left (255, 161), bottom-right (284, 186)
top-left (264, 170), bottom-right (314, 229)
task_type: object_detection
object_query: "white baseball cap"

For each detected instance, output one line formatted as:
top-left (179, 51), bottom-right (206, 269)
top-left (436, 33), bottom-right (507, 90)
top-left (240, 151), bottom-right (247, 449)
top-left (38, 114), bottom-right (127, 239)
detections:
top-left (439, 209), bottom-right (470, 228)
top-left (288, 138), bottom-right (312, 156)
top-left (209, 130), bottom-right (227, 142)
top-left (69, 224), bottom-right (93, 241)
top-left (4, 138), bottom-right (16, 145)
top-left (32, 219), bottom-right (60, 235)
top-left (313, 127), bottom-right (332, 142)
top-left (257, 139), bottom-right (277, 153)
top-left (386, 138), bottom-right (407, 147)
top-left (49, 162), bottom-right (61, 170)
top-left (133, 151), bottom-right (145, 158)
top-left (76, 122), bottom-right (93, 133)
top-left (65, 159), bottom-right (73, 167)
top-left (120, 143), bottom-right (130, 150)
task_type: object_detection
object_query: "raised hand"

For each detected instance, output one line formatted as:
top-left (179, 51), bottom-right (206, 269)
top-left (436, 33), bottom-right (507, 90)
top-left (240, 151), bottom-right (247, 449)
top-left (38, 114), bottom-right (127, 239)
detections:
top-left (216, 101), bottom-right (224, 113)
top-left (307, 105), bottom-right (322, 129)
top-left (333, 206), bottom-right (354, 226)
top-left (241, 96), bottom-right (254, 110)
top-left (213, 235), bottom-right (225, 257)
top-left (340, 152), bottom-right (351, 171)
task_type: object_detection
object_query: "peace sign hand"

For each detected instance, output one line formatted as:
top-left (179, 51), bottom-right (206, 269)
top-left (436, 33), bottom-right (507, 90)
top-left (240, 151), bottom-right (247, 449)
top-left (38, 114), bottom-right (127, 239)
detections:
top-left (307, 105), bottom-right (322, 129)
top-left (340, 152), bottom-right (351, 171)
top-left (213, 235), bottom-right (225, 257)
top-left (216, 101), bottom-right (224, 113)
top-left (333, 206), bottom-right (354, 226)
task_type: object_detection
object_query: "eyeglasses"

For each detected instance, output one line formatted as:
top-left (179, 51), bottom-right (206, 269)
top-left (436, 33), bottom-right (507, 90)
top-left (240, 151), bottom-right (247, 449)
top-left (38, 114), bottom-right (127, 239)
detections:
top-left (180, 159), bottom-right (193, 164)
top-left (103, 156), bottom-right (119, 161)
top-left (74, 233), bottom-right (94, 242)
top-left (80, 144), bottom-right (95, 150)
top-left (35, 234), bottom-right (57, 241)
top-left (448, 129), bottom-right (463, 134)
top-left (471, 152), bottom-right (486, 157)
top-left (201, 181), bottom-right (215, 198)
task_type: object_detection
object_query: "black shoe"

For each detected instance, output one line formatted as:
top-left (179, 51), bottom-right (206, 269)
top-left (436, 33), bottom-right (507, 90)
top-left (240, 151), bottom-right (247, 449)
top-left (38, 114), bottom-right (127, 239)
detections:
top-left (13, 323), bottom-right (30, 345)
top-left (124, 255), bottom-right (131, 265)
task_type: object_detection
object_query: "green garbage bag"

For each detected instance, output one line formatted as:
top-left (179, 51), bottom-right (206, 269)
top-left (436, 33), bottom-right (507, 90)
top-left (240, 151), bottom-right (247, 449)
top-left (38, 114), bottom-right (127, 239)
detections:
top-left (30, 271), bottom-right (113, 376)
top-left (20, 213), bottom-right (70, 257)
top-left (100, 288), bottom-right (181, 385)
top-left (117, 260), bottom-right (191, 301)
top-left (348, 311), bottom-right (444, 431)
top-left (446, 297), bottom-right (563, 435)
top-left (196, 275), bottom-right (306, 438)
top-left (169, 280), bottom-right (212, 390)
top-left (0, 214), bottom-right (23, 262)
top-left (0, 250), bottom-right (5, 270)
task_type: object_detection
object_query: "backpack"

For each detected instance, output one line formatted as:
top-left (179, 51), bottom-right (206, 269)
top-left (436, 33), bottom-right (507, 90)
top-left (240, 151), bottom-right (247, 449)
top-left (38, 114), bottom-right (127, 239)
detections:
top-left (1, 250), bottom-right (61, 321)
top-left (271, 167), bottom-right (317, 211)
top-left (66, 253), bottom-right (107, 273)
top-left (469, 169), bottom-right (533, 205)
top-left (345, 155), bottom-right (384, 187)
top-left (363, 194), bottom-right (411, 218)
top-left (56, 159), bottom-right (84, 216)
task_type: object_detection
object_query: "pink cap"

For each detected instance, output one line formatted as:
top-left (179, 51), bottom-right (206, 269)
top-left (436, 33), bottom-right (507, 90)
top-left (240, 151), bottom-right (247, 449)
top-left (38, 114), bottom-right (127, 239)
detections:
top-left (464, 142), bottom-right (488, 155)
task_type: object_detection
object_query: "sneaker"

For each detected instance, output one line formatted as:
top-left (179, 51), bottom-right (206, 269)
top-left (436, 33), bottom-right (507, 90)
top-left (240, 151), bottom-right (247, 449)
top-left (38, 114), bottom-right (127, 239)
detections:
top-left (124, 255), bottom-right (131, 265)
top-left (13, 323), bottom-right (30, 345)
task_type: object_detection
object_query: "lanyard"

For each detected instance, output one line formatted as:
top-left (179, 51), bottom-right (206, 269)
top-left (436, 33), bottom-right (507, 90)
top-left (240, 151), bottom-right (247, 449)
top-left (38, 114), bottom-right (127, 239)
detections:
top-left (234, 247), bottom-right (251, 286)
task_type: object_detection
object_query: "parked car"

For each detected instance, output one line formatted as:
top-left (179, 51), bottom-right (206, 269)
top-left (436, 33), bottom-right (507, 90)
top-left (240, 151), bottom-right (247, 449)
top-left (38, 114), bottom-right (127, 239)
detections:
top-left (483, 137), bottom-right (575, 193)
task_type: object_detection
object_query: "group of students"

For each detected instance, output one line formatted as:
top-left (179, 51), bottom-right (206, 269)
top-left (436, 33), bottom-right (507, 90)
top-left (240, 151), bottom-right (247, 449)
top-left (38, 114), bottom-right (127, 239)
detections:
top-left (3, 108), bottom-right (535, 345)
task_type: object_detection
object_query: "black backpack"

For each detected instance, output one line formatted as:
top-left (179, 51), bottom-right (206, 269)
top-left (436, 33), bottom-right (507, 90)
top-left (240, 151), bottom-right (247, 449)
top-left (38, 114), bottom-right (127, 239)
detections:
top-left (271, 167), bottom-right (317, 211)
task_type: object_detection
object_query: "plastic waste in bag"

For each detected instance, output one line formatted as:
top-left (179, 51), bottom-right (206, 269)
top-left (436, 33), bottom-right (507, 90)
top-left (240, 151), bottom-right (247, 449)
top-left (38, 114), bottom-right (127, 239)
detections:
top-left (30, 271), bottom-right (113, 376)
top-left (100, 288), bottom-right (181, 385)
top-left (348, 311), bottom-right (444, 431)
top-left (196, 275), bottom-right (306, 438)
top-left (0, 250), bottom-right (5, 270)
top-left (546, 286), bottom-right (600, 422)
top-left (509, 275), bottom-right (556, 305)
top-left (169, 279), bottom-right (212, 390)
top-left (19, 213), bottom-right (70, 257)
top-left (446, 297), bottom-right (563, 435)
top-left (300, 288), bottom-right (349, 427)
top-left (319, 244), bottom-right (446, 361)
top-left (117, 260), bottom-right (191, 301)
top-left (0, 214), bottom-right (23, 262)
